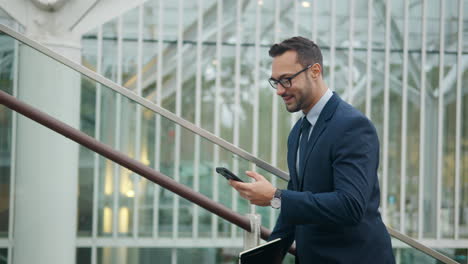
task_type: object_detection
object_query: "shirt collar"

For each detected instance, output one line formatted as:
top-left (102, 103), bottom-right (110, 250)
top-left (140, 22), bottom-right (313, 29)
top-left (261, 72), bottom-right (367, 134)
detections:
top-left (304, 88), bottom-right (333, 126)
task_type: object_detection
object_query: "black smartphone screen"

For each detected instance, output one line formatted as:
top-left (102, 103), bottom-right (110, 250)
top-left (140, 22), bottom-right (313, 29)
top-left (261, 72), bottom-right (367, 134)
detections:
top-left (215, 167), bottom-right (244, 182)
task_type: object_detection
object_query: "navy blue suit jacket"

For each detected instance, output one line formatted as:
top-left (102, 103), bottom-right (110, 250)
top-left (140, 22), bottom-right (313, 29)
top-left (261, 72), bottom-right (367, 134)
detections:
top-left (269, 93), bottom-right (395, 263)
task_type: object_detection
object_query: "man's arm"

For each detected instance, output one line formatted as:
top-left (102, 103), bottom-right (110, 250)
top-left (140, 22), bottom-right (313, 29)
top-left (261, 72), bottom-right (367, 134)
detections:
top-left (231, 116), bottom-right (379, 226)
top-left (268, 180), bottom-right (296, 258)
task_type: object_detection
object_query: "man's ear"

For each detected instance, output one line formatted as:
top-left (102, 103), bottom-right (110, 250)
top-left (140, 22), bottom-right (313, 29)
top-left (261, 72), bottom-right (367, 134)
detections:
top-left (310, 63), bottom-right (322, 79)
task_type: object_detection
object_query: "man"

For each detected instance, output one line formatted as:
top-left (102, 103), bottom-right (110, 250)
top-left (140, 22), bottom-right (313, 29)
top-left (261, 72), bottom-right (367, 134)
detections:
top-left (230, 37), bottom-right (395, 263)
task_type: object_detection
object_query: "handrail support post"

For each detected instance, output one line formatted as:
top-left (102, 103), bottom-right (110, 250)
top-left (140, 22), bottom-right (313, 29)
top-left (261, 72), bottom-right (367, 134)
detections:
top-left (243, 213), bottom-right (261, 250)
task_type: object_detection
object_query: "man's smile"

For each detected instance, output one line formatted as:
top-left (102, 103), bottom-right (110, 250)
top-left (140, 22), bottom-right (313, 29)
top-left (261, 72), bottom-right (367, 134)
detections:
top-left (282, 95), bottom-right (294, 104)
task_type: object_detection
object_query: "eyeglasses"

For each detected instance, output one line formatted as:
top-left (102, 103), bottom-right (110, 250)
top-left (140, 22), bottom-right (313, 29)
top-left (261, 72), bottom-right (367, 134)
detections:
top-left (268, 64), bottom-right (312, 89)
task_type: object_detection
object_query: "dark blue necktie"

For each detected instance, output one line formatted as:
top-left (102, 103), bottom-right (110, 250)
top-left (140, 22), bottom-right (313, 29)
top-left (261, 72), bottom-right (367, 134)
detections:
top-left (298, 118), bottom-right (312, 182)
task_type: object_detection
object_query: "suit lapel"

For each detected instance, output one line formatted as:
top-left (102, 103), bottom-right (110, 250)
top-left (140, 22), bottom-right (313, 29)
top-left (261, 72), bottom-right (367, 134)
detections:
top-left (299, 93), bottom-right (341, 189)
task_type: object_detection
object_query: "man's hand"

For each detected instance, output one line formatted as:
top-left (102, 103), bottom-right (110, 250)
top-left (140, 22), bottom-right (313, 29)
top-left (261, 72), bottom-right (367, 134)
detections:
top-left (229, 171), bottom-right (276, 206)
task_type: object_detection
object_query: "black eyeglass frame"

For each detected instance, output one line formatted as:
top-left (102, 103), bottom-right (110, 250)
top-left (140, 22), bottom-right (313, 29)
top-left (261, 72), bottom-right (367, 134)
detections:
top-left (268, 64), bottom-right (313, 89)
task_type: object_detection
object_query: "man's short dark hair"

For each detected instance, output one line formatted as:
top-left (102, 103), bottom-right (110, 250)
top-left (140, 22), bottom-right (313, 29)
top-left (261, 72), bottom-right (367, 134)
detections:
top-left (269, 36), bottom-right (323, 75)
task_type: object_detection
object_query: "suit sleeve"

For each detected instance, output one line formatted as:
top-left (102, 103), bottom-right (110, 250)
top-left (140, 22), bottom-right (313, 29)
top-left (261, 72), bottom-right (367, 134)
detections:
top-left (268, 179), bottom-right (296, 257)
top-left (279, 116), bottom-right (379, 226)
top-left (268, 132), bottom-right (297, 255)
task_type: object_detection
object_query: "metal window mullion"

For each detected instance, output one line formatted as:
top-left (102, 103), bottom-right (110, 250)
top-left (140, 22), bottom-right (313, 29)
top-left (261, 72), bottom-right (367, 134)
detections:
top-left (212, 0), bottom-right (223, 239)
top-left (8, 25), bottom-right (19, 264)
top-left (436, 0), bottom-right (445, 240)
top-left (133, 4), bottom-right (144, 239)
top-left (293, 0), bottom-right (298, 36)
top-left (113, 15), bottom-right (124, 239)
top-left (330, 0), bottom-right (336, 91)
top-left (252, 0), bottom-right (261, 177)
top-left (291, 0), bottom-right (299, 128)
top-left (396, 248), bottom-right (401, 264)
top-left (347, 0), bottom-right (355, 104)
top-left (381, 0), bottom-right (391, 224)
top-left (270, 0), bottom-right (280, 230)
top-left (153, 0), bottom-right (164, 240)
top-left (454, 0), bottom-right (464, 241)
top-left (91, 25), bottom-right (103, 264)
top-left (418, 0), bottom-right (427, 240)
top-left (231, 0), bottom-right (242, 237)
top-left (193, 0), bottom-right (204, 240)
top-left (312, 0), bottom-right (317, 41)
top-left (400, 0), bottom-right (409, 234)
top-left (173, 0), bottom-right (184, 240)
top-left (248, 0), bottom-right (262, 226)
top-left (365, 0), bottom-right (373, 118)
top-left (171, 248), bottom-right (177, 264)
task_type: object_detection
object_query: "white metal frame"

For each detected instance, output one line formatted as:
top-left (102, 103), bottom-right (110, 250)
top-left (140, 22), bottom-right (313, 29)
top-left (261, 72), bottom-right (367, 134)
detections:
top-left (311, 0), bottom-right (317, 42)
top-left (347, 0), bottom-right (355, 104)
top-left (90, 24), bottom-right (103, 264)
top-left (269, 0), bottom-right (280, 231)
top-left (153, 0), bottom-right (164, 240)
top-left (231, 0), bottom-right (243, 237)
top-left (418, 0), bottom-right (427, 241)
top-left (399, 0), bottom-right (409, 235)
top-left (453, 0), bottom-right (463, 241)
top-left (193, 0), bottom-right (204, 240)
top-left (212, 0), bottom-right (223, 239)
top-left (435, 0), bottom-right (445, 240)
top-left (112, 15), bottom-right (123, 239)
top-left (133, 3), bottom-right (144, 239)
top-left (329, 0), bottom-right (336, 91)
top-left (172, 0), bottom-right (184, 240)
top-left (365, 0), bottom-right (373, 117)
top-left (381, 0), bottom-right (391, 224)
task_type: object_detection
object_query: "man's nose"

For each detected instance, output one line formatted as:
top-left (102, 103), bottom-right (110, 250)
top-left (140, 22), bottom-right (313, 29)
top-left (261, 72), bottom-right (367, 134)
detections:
top-left (276, 84), bottom-right (286, 96)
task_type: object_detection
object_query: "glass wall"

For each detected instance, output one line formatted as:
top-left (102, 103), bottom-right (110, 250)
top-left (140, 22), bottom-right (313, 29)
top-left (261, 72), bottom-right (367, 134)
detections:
top-left (0, 0), bottom-right (467, 263)
top-left (79, 0), bottom-right (468, 260)
top-left (75, 0), bottom-right (468, 262)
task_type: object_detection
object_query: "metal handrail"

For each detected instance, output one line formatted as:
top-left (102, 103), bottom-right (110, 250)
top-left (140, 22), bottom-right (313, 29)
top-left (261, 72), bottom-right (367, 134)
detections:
top-left (0, 24), bottom-right (289, 181)
top-left (0, 25), bottom-right (458, 264)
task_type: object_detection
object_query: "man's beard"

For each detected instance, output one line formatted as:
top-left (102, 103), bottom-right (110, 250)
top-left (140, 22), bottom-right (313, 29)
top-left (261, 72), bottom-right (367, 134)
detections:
top-left (285, 96), bottom-right (304, 113)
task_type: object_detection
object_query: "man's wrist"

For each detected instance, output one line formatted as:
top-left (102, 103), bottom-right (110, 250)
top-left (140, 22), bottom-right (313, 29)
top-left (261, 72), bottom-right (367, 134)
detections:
top-left (270, 189), bottom-right (282, 209)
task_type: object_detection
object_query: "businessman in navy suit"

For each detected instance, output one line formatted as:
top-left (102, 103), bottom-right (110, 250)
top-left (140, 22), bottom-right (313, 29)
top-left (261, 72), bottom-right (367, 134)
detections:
top-left (230, 37), bottom-right (395, 263)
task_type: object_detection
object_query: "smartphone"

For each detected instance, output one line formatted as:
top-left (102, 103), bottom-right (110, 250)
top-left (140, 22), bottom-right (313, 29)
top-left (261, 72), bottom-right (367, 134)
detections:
top-left (216, 167), bottom-right (244, 182)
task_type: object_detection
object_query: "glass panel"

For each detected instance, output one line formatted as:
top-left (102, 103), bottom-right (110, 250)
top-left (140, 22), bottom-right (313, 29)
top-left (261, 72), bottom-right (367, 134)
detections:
top-left (77, 160), bottom-right (93, 236)
top-left (393, 247), bottom-right (443, 264)
top-left (77, 75), bottom-right (97, 237)
top-left (391, 239), bottom-right (449, 264)
top-left (0, 28), bottom-right (14, 238)
top-left (102, 19), bottom-right (118, 82)
top-left (96, 247), bottom-right (250, 264)
top-left (0, 249), bottom-right (7, 264)
top-left (461, 55), bottom-right (468, 239)
top-left (98, 248), bottom-right (172, 264)
top-left (76, 248), bottom-right (91, 264)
